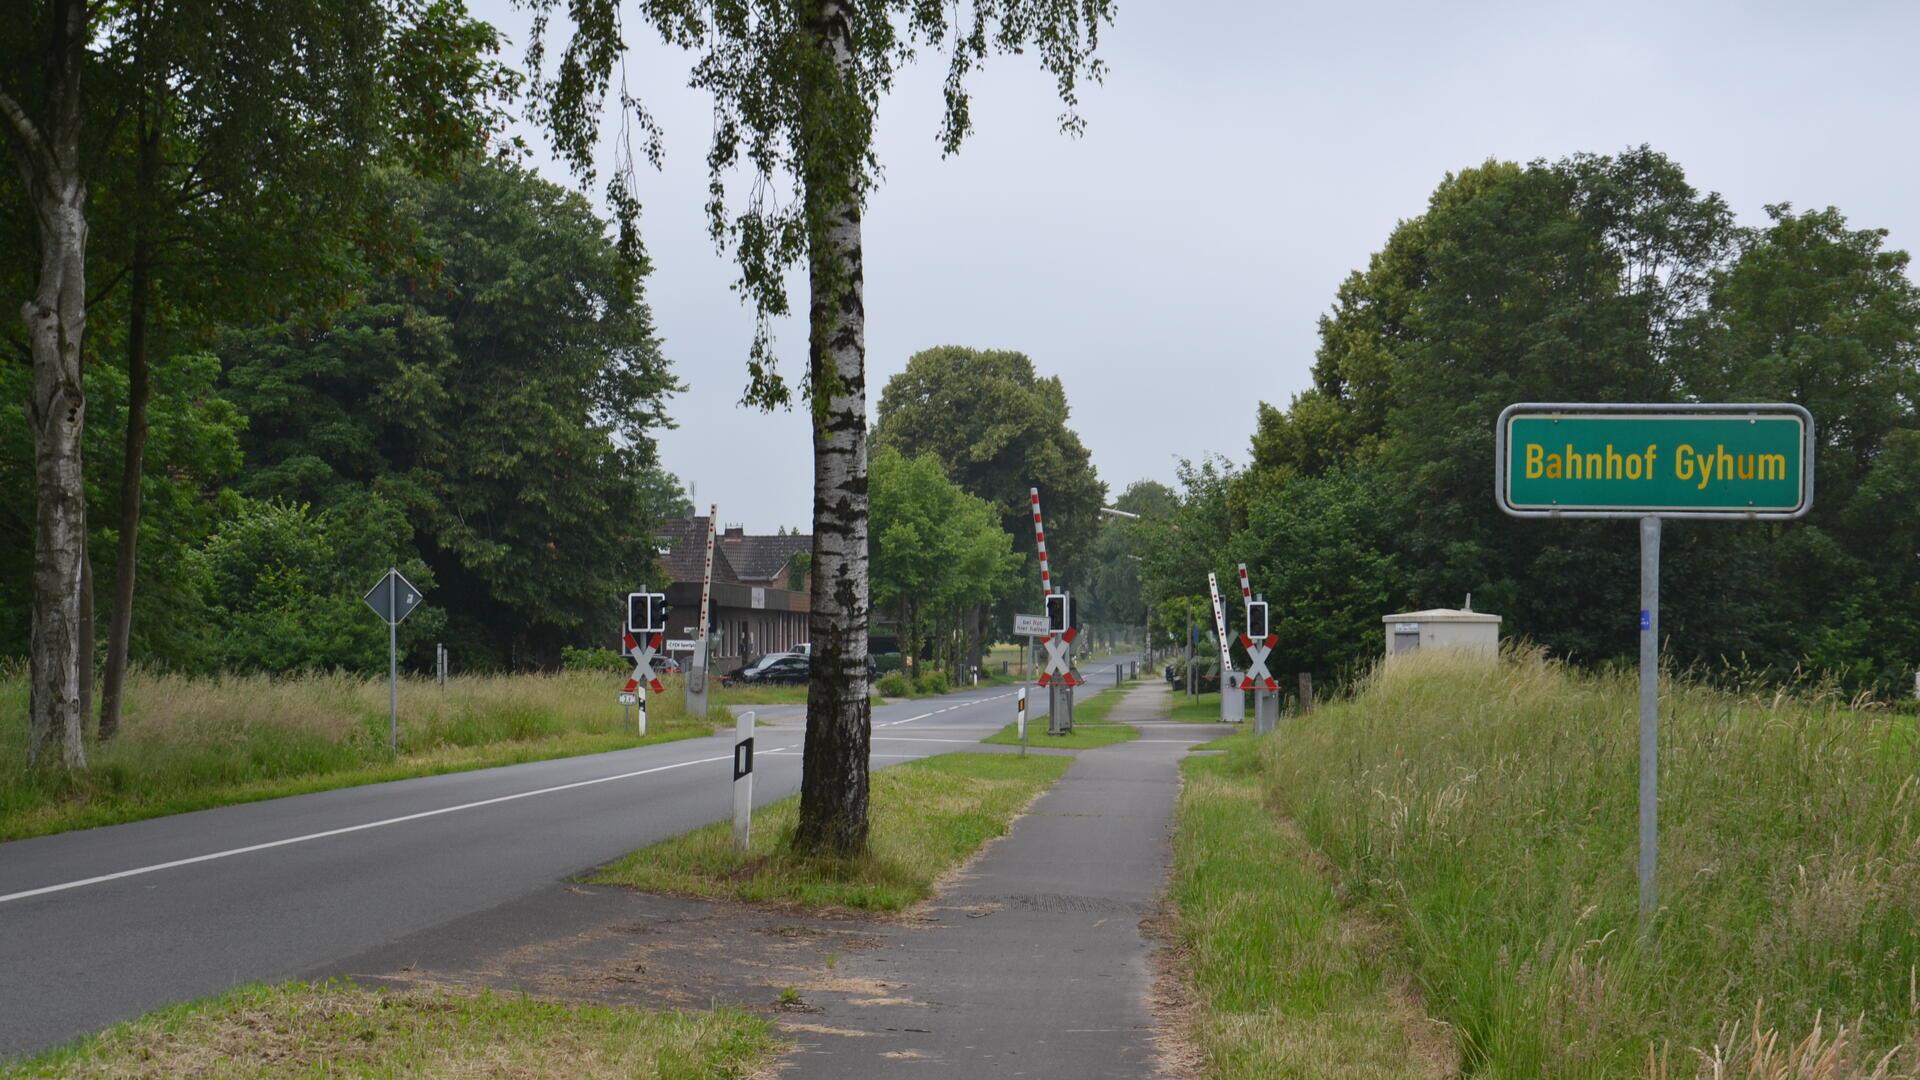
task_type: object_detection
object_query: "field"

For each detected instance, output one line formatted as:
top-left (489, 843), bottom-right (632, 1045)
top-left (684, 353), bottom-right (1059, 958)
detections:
top-left (590, 752), bottom-right (1070, 911)
top-left (0, 666), bottom-right (722, 840)
top-left (1222, 648), bottom-right (1920, 1077)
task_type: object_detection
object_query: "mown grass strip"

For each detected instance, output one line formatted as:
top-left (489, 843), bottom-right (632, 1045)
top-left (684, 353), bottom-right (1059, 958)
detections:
top-left (590, 751), bottom-right (1069, 911)
top-left (1, 981), bottom-right (778, 1079)
top-left (0, 670), bottom-right (718, 841)
top-left (1173, 742), bottom-right (1443, 1079)
top-left (982, 680), bottom-right (1142, 749)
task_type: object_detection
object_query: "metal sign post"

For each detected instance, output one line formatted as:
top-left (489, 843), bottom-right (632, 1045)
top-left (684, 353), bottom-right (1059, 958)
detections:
top-left (1496, 402), bottom-right (1814, 919)
top-left (732, 711), bottom-right (755, 850)
top-left (624, 591), bottom-right (669, 737)
top-left (362, 568), bottom-right (423, 753)
top-left (687, 507), bottom-right (718, 720)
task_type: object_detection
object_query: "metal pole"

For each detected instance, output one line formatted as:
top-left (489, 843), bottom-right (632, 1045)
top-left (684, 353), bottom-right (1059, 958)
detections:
top-left (1639, 515), bottom-right (1661, 919)
top-left (387, 571), bottom-right (398, 754)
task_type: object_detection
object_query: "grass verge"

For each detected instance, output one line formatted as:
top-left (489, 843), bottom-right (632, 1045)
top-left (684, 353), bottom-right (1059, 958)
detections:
top-left (1258, 647), bottom-right (1920, 1076)
top-left (1169, 691), bottom-right (1244, 723)
top-left (0, 981), bottom-right (777, 1079)
top-left (590, 752), bottom-right (1069, 911)
top-left (982, 680), bottom-right (1141, 749)
top-left (1171, 743), bottom-right (1444, 1079)
top-left (0, 669), bottom-right (718, 841)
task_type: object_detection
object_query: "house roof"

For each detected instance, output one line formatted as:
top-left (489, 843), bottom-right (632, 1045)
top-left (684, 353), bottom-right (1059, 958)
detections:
top-left (653, 517), bottom-right (811, 589)
top-left (721, 533), bottom-right (811, 584)
top-left (654, 516), bottom-right (739, 587)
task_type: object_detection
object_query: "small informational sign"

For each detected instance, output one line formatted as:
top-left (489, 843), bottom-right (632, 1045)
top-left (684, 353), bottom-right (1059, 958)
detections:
top-left (1497, 403), bottom-right (1812, 519)
top-left (750, 587), bottom-right (767, 610)
top-left (666, 639), bottom-right (698, 653)
top-left (618, 692), bottom-right (638, 705)
top-left (362, 569), bottom-right (423, 625)
top-left (1013, 614), bottom-right (1049, 637)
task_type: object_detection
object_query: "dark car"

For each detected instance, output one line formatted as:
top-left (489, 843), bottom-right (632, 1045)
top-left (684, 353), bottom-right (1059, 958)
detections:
top-left (726, 652), bottom-right (809, 686)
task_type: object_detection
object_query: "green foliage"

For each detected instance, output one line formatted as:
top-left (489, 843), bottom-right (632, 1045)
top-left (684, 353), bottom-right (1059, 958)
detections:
top-left (874, 672), bottom-right (912, 697)
top-left (868, 445), bottom-right (1022, 676)
top-left (876, 347), bottom-right (1107, 588)
top-left (1146, 147), bottom-right (1920, 695)
top-left (196, 498), bottom-right (442, 673)
top-left (220, 159), bottom-right (686, 668)
top-left (560, 646), bottom-right (629, 674)
top-left (520, 3), bottom-right (1116, 399)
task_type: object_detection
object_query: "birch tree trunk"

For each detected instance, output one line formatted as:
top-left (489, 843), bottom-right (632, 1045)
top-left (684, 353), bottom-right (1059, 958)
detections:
top-left (793, 0), bottom-right (872, 858)
top-left (3, 0), bottom-right (91, 770)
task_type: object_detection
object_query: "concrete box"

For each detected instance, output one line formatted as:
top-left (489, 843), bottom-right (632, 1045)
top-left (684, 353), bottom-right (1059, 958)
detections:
top-left (1383, 608), bottom-right (1501, 661)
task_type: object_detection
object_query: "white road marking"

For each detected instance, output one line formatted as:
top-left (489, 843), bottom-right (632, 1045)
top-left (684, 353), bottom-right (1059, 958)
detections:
top-left (0, 751), bottom-right (736, 907)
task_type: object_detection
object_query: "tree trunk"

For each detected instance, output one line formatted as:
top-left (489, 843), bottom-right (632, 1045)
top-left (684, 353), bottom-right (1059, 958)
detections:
top-left (100, 113), bottom-right (160, 741)
top-left (79, 540), bottom-right (93, 730)
top-left (793, 0), bottom-right (871, 858)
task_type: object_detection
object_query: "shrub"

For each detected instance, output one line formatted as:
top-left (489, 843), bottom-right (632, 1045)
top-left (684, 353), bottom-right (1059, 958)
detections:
top-left (561, 646), bottom-right (629, 673)
top-left (875, 673), bottom-right (911, 697)
top-left (914, 671), bottom-right (950, 696)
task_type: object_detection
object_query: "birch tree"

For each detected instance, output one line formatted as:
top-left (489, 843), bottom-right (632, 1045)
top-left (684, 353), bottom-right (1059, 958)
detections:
top-left (2, 0), bottom-right (91, 769)
top-left (523, 0), bottom-right (1114, 855)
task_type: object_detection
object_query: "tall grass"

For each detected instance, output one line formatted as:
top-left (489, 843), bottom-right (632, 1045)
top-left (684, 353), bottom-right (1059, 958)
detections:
top-left (1262, 647), bottom-right (1920, 1077)
top-left (0, 666), bottom-right (718, 840)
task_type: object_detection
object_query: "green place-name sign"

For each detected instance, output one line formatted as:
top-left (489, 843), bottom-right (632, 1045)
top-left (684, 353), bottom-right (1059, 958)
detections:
top-left (1498, 406), bottom-right (1812, 518)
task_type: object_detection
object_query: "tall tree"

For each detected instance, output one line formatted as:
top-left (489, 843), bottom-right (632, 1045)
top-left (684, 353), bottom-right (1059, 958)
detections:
top-left (88, 0), bottom-right (511, 738)
top-left (222, 160), bottom-right (684, 669)
top-left (874, 346), bottom-right (1107, 594)
top-left (524, 1), bottom-right (1114, 856)
top-left (2, 0), bottom-right (92, 768)
top-left (0, 0), bottom-right (509, 764)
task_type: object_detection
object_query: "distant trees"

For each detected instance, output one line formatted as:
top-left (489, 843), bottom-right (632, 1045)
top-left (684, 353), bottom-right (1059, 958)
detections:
top-left (875, 346), bottom-right (1107, 641)
top-left (1143, 146), bottom-right (1920, 694)
top-left (868, 447), bottom-right (1021, 681)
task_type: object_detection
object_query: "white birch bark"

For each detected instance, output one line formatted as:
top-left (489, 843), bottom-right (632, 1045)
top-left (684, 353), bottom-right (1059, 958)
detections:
top-left (795, 0), bottom-right (873, 856)
top-left (3, 0), bottom-right (91, 770)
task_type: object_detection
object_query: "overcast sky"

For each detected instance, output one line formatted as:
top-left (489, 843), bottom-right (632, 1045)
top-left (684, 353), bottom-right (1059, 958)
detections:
top-left (470, 0), bottom-right (1920, 533)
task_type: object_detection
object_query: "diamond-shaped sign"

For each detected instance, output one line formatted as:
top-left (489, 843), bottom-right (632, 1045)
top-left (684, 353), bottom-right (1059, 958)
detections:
top-left (363, 568), bottom-right (424, 626)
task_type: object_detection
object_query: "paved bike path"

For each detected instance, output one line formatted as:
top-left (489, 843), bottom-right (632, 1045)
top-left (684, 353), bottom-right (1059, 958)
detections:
top-left (782, 682), bottom-right (1228, 1079)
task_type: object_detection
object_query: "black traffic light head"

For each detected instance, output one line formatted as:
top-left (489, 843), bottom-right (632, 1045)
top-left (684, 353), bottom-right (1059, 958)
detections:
top-left (1247, 600), bottom-right (1269, 640)
top-left (1046, 592), bottom-right (1070, 633)
top-left (627, 592), bottom-right (668, 634)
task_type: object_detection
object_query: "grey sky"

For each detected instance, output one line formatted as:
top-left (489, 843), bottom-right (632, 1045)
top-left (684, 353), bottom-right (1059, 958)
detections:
top-left (471, 0), bottom-right (1920, 533)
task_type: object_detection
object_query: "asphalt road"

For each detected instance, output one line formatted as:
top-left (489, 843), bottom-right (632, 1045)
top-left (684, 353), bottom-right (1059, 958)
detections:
top-left (0, 656), bottom-right (1143, 1059)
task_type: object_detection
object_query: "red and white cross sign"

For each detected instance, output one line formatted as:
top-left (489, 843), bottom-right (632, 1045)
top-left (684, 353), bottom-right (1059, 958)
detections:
top-left (623, 631), bottom-right (667, 695)
top-left (1037, 625), bottom-right (1082, 688)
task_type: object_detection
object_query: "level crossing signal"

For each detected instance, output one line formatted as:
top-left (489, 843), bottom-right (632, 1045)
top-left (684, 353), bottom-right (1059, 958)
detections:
top-left (1046, 592), bottom-right (1071, 634)
top-left (1247, 599), bottom-right (1269, 640)
top-left (628, 592), bottom-right (668, 635)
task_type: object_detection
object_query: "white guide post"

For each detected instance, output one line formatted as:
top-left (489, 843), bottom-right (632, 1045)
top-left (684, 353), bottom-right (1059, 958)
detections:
top-left (1017, 687), bottom-right (1028, 756)
top-left (733, 711), bottom-right (755, 851)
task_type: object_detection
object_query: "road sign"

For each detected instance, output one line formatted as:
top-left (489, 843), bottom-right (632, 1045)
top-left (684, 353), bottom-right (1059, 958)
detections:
top-left (1497, 401), bottom-right (1816, 920)
top-left (666, 639), bottom-right (698, 653)
top-left (617, 692), bottom-right (638, 705)
top-left (1496, 403), bottom-right (1813, 519)
top-left (1037, 625), bottom-right (1081, 689)
top-left (1013, 614), bottom-right (1049, 637)
top-left (362, 569), bottom-right (423, 625)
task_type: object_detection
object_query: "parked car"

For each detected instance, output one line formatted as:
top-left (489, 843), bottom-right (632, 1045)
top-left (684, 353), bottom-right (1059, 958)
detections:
top-left (724, 652), bottom-right (809, 686)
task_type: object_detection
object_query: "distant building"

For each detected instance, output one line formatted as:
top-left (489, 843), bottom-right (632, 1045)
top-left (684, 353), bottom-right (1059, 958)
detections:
top-left (655, 516), bottom-right (811, 671)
